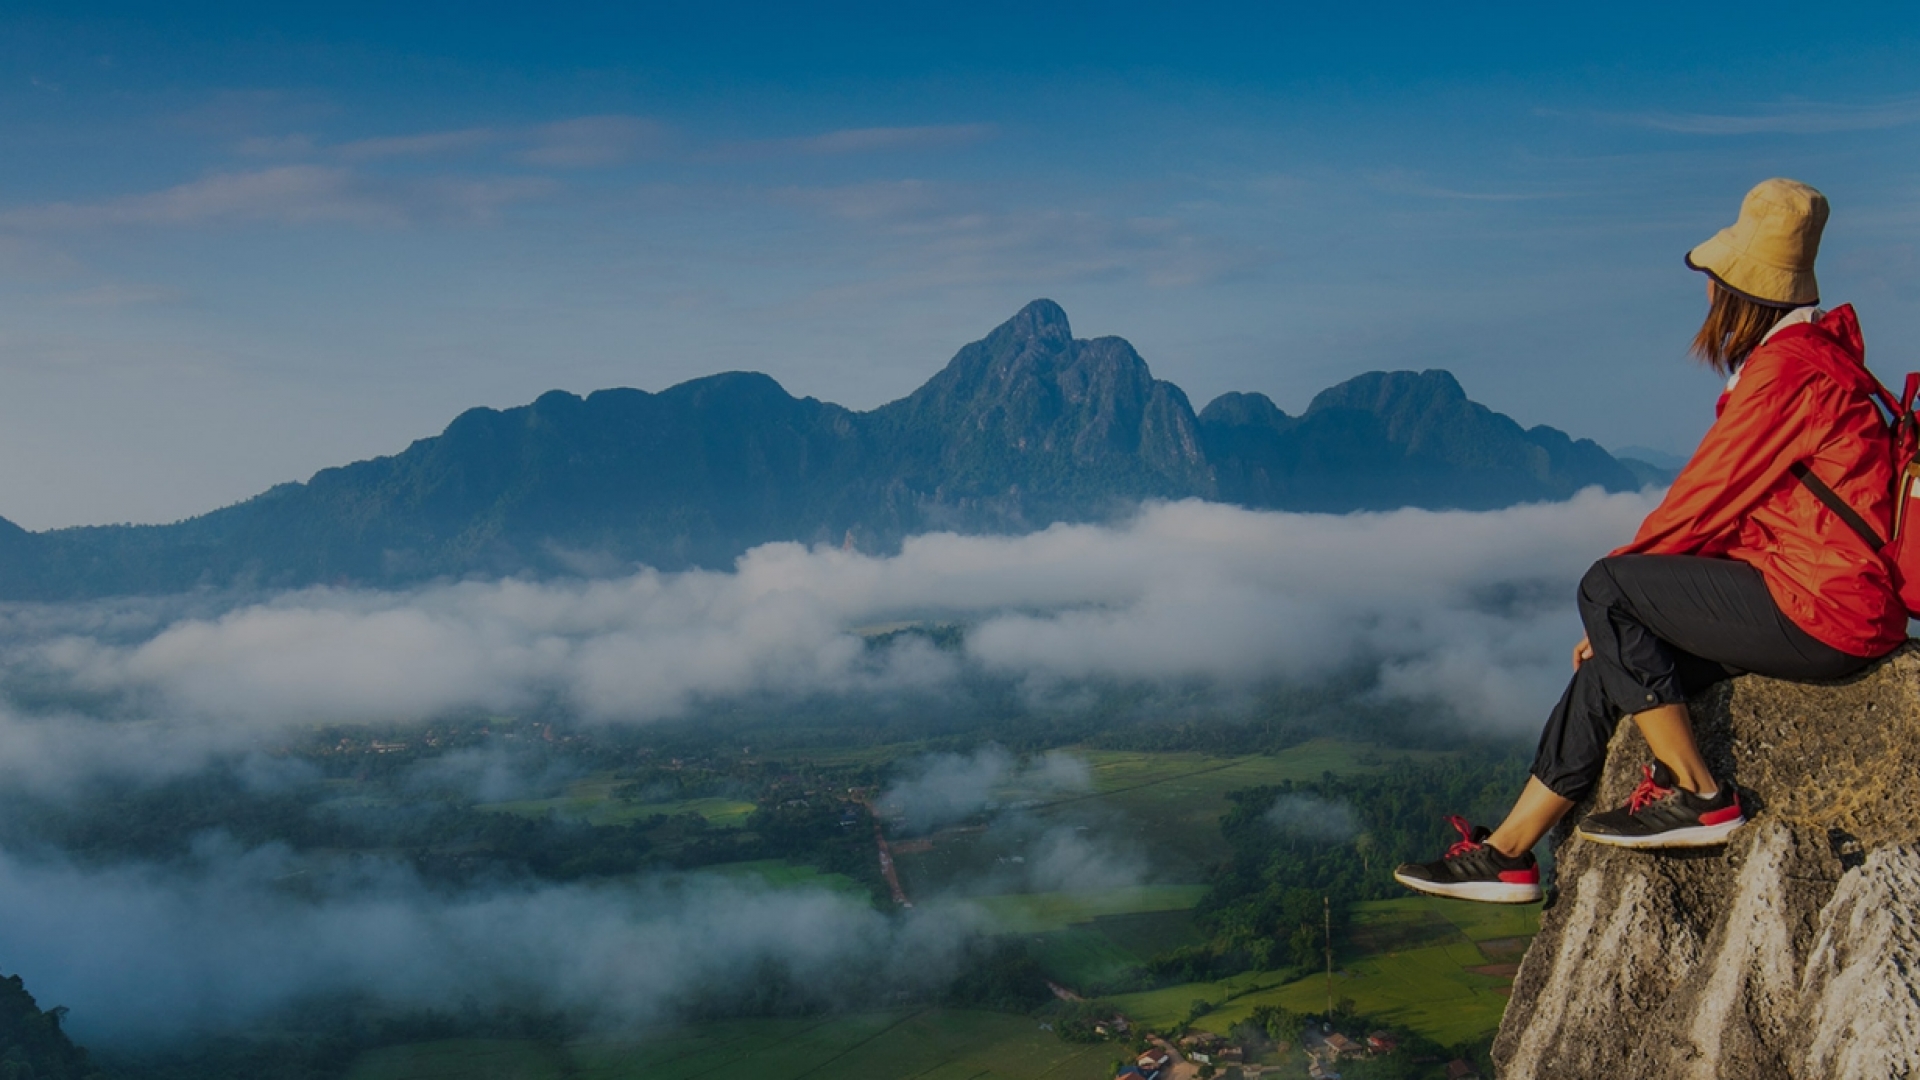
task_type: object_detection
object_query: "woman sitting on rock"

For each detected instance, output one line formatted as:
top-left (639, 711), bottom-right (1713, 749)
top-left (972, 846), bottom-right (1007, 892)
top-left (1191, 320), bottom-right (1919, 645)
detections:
top-left (1395, 178), bottom-right (1910, 904)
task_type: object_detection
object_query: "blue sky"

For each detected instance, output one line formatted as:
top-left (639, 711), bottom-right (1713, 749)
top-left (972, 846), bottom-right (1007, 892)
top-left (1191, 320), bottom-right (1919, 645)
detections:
top-left (5, 3), bottom-right (1920, 528)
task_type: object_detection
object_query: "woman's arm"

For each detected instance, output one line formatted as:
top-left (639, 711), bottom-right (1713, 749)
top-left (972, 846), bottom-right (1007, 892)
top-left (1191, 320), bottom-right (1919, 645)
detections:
top-left (1613, 353), bottom-right (1821, 557)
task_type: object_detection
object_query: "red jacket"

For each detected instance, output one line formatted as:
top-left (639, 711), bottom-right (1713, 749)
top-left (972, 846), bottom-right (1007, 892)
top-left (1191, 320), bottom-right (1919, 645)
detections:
top-left (1613, 304), bottom-right (1906, 657)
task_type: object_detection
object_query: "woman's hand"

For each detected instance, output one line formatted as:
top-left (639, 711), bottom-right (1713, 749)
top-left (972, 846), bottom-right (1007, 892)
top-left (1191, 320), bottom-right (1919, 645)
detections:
top-left (1572, 636), bottom-right (1594, 671)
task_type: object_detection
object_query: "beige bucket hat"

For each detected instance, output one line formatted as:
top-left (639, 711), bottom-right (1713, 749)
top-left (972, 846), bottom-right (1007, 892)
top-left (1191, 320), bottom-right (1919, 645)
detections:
top-left (1685, 178), bottom-right (1828, 307)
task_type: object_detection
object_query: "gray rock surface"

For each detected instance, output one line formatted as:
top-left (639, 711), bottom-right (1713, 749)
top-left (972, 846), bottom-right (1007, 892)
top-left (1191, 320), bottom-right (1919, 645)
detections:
top-left (1494, 642), bottom-right (1920, 1079)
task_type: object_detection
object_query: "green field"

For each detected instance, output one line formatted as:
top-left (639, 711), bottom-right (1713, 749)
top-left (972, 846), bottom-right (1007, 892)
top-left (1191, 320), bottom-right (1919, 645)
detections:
top-left (1106, 969), bottom-right (1301, 1031)
top-left (1088, 908), bottom-right (1206, 959)
top-left (476, 775), bottom-right (757, 827)
top-left (692, 858), bottom-right (871, 896)
top-left (971, 885), bottom-right (1208, 933)
top-left (1026, 907), bottom-right (1208, 992)
top-left (346, 1039), bottom-right (568, 1080)
top-left (1103, 895), bottom-right (1539, 1048)
top-left (1250, 941), bottom-right (1513, 1046)
top-left (346, 1010), bottom-right (1132, 1080)
top-left (1029, 925), bottom-right (1144, 991)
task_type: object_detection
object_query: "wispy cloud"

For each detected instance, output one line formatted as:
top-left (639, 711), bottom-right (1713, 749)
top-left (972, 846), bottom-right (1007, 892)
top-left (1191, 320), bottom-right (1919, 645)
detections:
top-left (775, 179), bottom-right (1263, 291)
top-left (237, 115), bottom-right (979, 170)
top-left (232, 133), bottom-right (319, 158)
top-left (1602, 97), bottom-right (1920, 135)
top-left (878, 747), bottom-right (1091, 834)
top-left (2, 166), bottom-right (402, 229)
top-left (519, 115), bottom-right (669, 167)
top-left (425, 176), bottom-right (563, 220)
top-left (773, 123), bottom-right (998, 156)
top-left (231, 115), bottom-right (665, 168)
top-left (778, 178), bottom-right (950, 220)
top-left (336, 126), bottom-right (499, 160)
top-left (0, 166), bottom-right (556, 231)
top-left (1367, 168), bottom-right (1574, 202)
top-left (12, 114), bottom-right (983, 236)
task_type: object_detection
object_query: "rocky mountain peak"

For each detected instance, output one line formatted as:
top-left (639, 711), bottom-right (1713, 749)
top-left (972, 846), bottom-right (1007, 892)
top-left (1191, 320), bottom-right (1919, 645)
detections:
top-left (1198, 391), bottom-right (1290, 430)
top-left (872, 300), bottom-right (1210, 509)
top-left (991, 297), bottom-right (1073, 349)
top-left (1305, 368), bottom-right (1467, 415)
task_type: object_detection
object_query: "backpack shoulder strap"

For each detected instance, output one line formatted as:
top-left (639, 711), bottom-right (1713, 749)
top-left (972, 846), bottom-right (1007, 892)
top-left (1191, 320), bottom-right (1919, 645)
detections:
top-left (1790, 461), bottom-right (1887, 550)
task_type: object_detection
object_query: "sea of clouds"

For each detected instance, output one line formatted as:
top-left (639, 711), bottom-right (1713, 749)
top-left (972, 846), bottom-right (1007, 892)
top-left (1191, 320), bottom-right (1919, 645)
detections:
top-left (0, 492), bottom-right (1653, 784)
top-left (0, 491), bottom-right (1657, 1043)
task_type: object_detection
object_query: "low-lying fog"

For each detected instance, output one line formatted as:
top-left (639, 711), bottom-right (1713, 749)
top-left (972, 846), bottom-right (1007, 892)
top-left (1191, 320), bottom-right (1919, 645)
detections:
top-left (0, 492), bottom-right (1654, 1044)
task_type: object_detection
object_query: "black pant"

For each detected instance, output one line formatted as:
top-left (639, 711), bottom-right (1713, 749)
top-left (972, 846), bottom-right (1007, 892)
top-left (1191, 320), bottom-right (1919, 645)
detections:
top-left (1530, 555), bottom-right (1878, 801)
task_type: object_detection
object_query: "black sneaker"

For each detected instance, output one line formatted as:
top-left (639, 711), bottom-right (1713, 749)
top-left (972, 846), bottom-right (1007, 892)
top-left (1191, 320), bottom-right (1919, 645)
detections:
top-left (1575, 762), bottom-right (1745, 849)
top-left (1392, 815), bottom-right (1542, 904)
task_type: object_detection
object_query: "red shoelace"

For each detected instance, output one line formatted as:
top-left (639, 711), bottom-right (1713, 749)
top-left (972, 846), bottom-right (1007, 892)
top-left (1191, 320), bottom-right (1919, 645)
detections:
top-left (1627, 764), bottom-right (1675, 814)
top-left (1444, 814), bottom-right (1480, 857)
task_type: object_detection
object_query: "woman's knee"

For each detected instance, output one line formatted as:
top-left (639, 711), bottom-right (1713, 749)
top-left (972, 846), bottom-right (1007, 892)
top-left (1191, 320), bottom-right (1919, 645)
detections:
top-left (1577, 558), bottom-right (1630, 636)
top-left (1578, 558), bottom-right (1624, 608)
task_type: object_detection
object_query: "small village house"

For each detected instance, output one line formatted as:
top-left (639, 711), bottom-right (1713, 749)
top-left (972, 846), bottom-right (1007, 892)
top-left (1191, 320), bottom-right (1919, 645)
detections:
top-left (1324, 1033), bottom-right (1364, 1058)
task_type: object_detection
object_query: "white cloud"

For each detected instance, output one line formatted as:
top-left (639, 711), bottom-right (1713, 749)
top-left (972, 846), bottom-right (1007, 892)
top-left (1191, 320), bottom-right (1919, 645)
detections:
top-left (1022, 825), bottom-right (1145, 895)
top-left (1604, 97), bottom-right (1920, 135)
top-left (1, 492), bottom-right (1654, 783)
top-left (878, 747), bottom-right (1093, 834)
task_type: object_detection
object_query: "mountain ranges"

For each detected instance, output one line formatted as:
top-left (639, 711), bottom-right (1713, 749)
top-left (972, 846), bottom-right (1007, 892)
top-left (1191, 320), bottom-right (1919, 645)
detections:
top-left (0, 300), bottom-right (1651, 601)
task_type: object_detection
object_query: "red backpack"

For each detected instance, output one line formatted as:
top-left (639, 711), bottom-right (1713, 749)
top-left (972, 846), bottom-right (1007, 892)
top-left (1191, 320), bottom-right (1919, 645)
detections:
top-left (1791, 371), bottom-right (1920, 617)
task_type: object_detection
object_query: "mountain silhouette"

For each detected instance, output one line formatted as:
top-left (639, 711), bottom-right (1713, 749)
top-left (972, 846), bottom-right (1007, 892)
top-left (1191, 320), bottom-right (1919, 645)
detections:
top-left (0, 300), bottom-right (1638, 600)
top-left (1203, 369), bottom-right (1634, 511)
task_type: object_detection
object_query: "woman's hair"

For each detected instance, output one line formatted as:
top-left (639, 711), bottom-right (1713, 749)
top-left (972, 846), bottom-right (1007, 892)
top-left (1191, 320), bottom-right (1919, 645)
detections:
top-left (1691, 283), bottom-right (1789, 374)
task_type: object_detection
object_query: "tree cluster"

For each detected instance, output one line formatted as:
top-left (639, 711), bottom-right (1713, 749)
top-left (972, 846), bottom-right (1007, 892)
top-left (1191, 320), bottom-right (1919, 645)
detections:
top-left (0, 974), bottom-right (104, 1080)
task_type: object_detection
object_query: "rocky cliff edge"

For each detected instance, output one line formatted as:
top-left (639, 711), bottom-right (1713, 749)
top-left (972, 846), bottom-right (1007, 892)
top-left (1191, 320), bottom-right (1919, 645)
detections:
top-left (1495, 641), bottom-right (1920, 1079)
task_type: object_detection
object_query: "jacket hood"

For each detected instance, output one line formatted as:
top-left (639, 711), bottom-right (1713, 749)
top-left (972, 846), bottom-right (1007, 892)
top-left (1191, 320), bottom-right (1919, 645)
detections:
top-left (1772, 304), bottom-right (1883, 400)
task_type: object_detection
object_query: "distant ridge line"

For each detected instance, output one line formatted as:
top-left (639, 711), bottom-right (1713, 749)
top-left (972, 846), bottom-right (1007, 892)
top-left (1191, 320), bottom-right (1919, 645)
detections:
top-left (0, 299), bottom-right (1640, 600)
